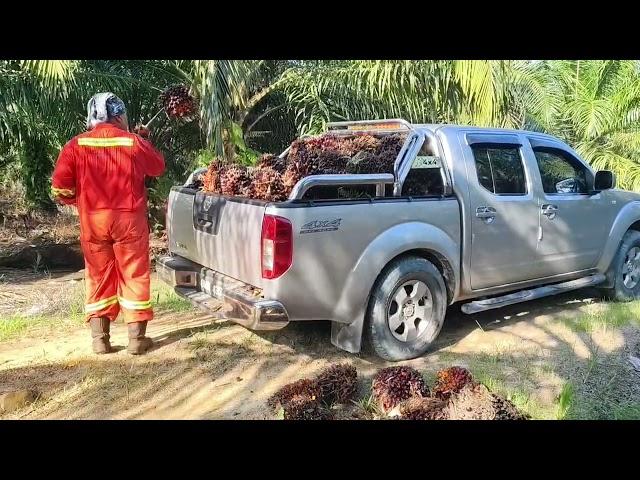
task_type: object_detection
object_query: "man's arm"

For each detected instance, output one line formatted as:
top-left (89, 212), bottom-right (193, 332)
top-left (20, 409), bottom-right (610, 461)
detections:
top-left (136, 135), bottom-right (165, 178)
top-left (51, 141), bottom-right (77, 205)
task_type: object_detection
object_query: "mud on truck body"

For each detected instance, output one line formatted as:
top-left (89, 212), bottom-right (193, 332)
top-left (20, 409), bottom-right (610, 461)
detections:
top-left (158, 119), bottom-right (640, 361)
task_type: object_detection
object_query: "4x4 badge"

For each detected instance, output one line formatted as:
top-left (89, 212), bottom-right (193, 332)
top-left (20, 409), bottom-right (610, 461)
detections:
top-left (300, 218), bottom-right (342, 234)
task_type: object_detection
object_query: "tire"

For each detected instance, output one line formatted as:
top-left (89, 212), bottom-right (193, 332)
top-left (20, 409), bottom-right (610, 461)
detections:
top-left (364, 256), bottom-right (447, 361)
top-left (600, 230), bottom-right (640, 301)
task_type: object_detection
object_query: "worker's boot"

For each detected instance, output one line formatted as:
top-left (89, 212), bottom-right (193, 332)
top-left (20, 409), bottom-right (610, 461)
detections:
top-left (89, 317), bottom-right (112, 354)
top-left (127, 321), bottom-right (153, 355)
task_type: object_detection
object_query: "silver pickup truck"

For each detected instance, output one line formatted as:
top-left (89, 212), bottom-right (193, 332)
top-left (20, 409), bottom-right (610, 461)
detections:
top-left (158, 119), bottom-right (640, 361)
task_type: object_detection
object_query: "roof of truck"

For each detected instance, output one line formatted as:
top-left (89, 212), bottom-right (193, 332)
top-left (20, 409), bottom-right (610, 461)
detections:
top-left (326, 119), bottom-right (562, 143)
top-left (413, 123), bottom-right (559, 140)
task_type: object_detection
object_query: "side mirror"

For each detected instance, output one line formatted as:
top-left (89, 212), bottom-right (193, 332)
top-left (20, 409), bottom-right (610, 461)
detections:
top-left (594, 170), bottom-right (616, 191)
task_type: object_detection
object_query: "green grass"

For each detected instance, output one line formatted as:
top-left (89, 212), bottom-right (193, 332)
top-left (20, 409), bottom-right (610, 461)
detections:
top-left (0, 279), bottom-right (192, 343)
top-left (353, 394), bottom-right (379, 419)
top-left (470, 370), bottom-right (551, 419)
top-left (612, 403), bottom-right (640, 420)
top-left (564, 299), bottom-right (640, 333)
top-left (152, 281), bottom-right (192, 313)
top-left (0, 316), bottom-right (29, 341)
top-left (556, 383), bottom-right (575, 420)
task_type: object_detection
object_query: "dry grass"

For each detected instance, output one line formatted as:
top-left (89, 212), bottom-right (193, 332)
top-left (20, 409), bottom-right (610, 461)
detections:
top-left (0, 275), bottom-right (190, 342)
top-left (1, 279), bottom-right (639, 420)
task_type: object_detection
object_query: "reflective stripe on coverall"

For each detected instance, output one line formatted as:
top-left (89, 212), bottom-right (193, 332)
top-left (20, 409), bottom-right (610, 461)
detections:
top-left (51, 123), bottom-right (165, 322)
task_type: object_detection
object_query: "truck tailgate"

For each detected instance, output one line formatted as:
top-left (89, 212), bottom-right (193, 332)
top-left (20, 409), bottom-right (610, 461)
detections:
top-left (166, 188), bottom-right (266, 289)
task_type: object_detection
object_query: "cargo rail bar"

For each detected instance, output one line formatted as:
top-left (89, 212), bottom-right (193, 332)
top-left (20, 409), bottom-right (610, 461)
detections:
top-left (288, 173), bottom-right (394, 200)
top-left (327, 118), bottom-right (414, 134)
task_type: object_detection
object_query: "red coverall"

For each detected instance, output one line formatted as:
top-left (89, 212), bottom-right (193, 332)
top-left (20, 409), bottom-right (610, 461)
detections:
top-left (51, 123), bottom-right (165, 324)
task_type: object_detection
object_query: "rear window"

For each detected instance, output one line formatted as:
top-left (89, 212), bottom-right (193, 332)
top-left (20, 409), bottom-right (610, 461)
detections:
top-left (401, 141), bottom-right (445, 197)
top-left (471, 144), bottom-right (527, 195)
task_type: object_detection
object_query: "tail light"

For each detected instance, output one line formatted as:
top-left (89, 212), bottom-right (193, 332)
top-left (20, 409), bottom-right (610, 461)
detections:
top-left (261, 214), bottom-right (293, 279)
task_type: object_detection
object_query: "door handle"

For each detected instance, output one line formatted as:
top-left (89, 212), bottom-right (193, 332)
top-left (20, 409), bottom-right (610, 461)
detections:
top-left (476, 206), bottom-right (497, 222)
top-left (541, 204), bottom-right (558, 219)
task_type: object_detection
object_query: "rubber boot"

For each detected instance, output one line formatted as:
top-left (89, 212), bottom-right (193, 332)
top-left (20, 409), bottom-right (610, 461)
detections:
top-left (89, 317), bottom-right (112, 354)
top-left (127, 321), bottom-right (153, 355)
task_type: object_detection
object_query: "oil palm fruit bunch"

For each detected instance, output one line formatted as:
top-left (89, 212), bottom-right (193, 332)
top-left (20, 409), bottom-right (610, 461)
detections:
top-left (445, 383), bottom-right (529, 420)
top-left (257, 153), bottom-right (287, 174)
top-left (268, 378), bottom-right (328, 420)
top-left (252, 166), bottom-right (287, 201)
top-left (491, 394), bottom-right (530, 420)
top-left (283, 394), bottom-right (333, 420)
top-left (267, 378), bottom-right (322, 411)
top-left (372, 366), bottom-right (429, 413)
top-left (220, 165), bottom-right (252, 197)
top-left (399, 397), bottom-right (448, 420)
top-left (160, 84), bottom-right (197, 119)
top-left (201, 159), bottom-right (226, 194)
top-left (286, 139), bottom-right (323, 176)
top-left (433, 366), bottom-right (475, 400)
top-left (282, 154), bottom-right (319, 192)
top-left (364, 133), bottom-right (405, 174)
top-left (315, 364), bottom-right (358, 405)
top-left (348, 133), bottom-right (380, 153)
top-left (446, 383), bottom-right (496, 420)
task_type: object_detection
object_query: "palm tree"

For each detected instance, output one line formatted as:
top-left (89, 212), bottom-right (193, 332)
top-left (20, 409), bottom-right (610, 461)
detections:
top-left (0, 60), bottom-right (199, 208)
top-left (0, 60), bottom-right (79, 208)
top-left (520, 60), bottom-right (640, 190)
top-left (190, 60), bottom-right (294, 160)
top-left (274, 60), bottom-right (529, 135)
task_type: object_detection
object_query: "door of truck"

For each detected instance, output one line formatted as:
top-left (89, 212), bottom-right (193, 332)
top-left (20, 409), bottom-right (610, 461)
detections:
top-left (463, 133), bottom-right (542, 290)
top-left (522, 137), bottom-right (617, 276)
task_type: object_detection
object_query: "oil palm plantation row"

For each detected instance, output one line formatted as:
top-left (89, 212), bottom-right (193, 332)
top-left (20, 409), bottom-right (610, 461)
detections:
top-left (2, 60), bottom-right (640, 209)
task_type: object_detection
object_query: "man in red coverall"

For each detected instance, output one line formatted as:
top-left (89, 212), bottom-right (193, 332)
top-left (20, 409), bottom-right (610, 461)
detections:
top-left (51, 93), bottom-right (165, 355)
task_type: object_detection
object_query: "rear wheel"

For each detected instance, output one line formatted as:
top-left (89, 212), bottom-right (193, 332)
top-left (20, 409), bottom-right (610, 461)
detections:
top-left (600, 230), bottom-right (640, 301)
top-left (365, 256), bottom-right (447, 361)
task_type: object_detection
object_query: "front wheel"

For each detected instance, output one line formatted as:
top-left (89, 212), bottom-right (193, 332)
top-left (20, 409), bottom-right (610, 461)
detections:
top-left (365, 256), bottom-right (447, 361)
top-left (600, 230), bottom-right (640, 301)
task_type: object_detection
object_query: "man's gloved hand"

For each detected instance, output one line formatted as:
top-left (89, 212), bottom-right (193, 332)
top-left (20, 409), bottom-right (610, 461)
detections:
top-left (133, 124), bottom-right (151, 139)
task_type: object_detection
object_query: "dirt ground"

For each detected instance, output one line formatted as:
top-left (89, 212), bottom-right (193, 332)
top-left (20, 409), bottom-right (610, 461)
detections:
top-left (1, 266), bottom-right (639, 420)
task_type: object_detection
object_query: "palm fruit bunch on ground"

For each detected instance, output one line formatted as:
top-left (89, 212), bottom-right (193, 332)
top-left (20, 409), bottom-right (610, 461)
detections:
top-left (445, 383), bottom-right (529, 420)
top-left (316, 363), bottom-right (358, 405)
top-left (399, 396), bottom-right (448, 420)
top-left (160, 84), bottom-right (197, 119)
top-left (282, 394), bottom-right (333, 420)
top-left (433, 366), bottom-right (476, 400)
top-left (371, 366), bottom-right (429, 413)
top-left (266, 364), bottom-right (528, 421)
top-left (267, 378), bottom-right (331, 420)
top-left (491, 392), bottom-right (530, 420)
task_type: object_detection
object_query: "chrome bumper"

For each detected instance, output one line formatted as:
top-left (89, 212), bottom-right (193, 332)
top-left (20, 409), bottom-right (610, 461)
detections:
top-left (156, 255), bottom-right (289, 331)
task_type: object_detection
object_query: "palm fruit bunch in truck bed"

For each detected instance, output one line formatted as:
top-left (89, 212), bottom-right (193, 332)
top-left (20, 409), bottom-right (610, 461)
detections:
top-left (199, 132), bottom-right (406, 201)
top-left (220, 165), bottom-right (253, 197)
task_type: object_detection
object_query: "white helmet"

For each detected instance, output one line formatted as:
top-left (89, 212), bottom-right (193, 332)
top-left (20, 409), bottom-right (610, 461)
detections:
top-left (86, 92), bottom-right (126, 129)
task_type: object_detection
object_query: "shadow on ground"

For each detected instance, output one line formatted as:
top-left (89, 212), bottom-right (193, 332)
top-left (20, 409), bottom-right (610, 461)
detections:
top-left (1, 288), bottom-right (639, 419)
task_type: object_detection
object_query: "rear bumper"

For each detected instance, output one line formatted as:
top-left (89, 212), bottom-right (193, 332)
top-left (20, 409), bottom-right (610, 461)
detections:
top-left (156, 255), bottom-right (289, 331)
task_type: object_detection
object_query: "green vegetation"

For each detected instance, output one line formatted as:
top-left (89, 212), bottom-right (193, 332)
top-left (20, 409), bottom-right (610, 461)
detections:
top-left (4, 60), bottom-right (640, 216)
